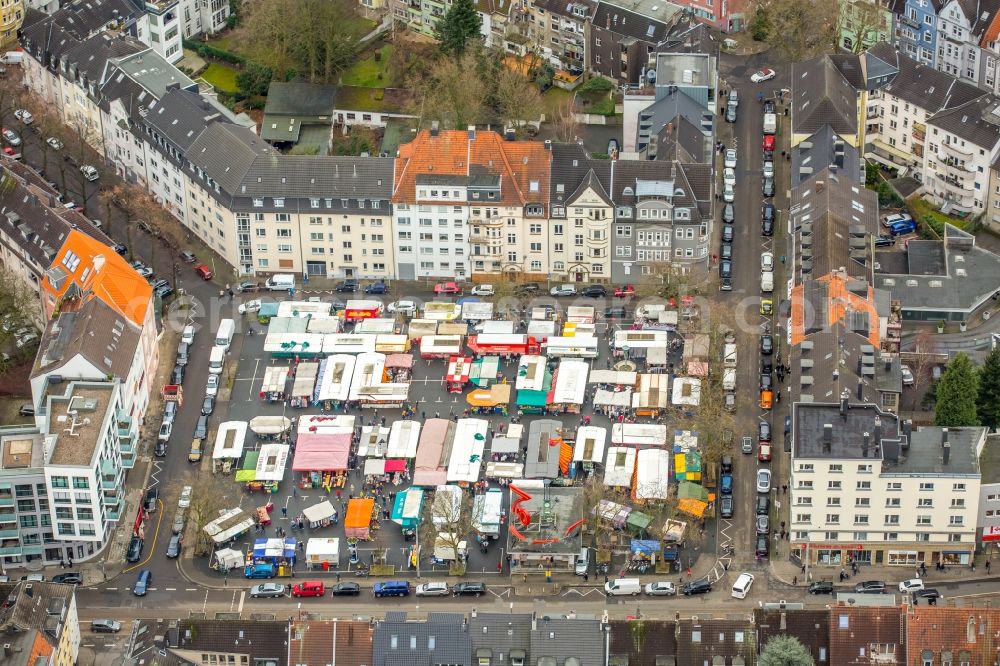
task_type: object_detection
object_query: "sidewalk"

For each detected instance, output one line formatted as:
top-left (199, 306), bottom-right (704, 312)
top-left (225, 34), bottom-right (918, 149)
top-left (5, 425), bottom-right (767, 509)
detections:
top-left (770, 550), bottom-right (1000, 589)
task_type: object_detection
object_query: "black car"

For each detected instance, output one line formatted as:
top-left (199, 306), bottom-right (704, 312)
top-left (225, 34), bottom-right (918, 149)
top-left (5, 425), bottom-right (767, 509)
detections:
top-left (808, 581), bottom-right (834, 594)
top-left (126, 536), bottom-right (144, 563)
top-left (514, 283), bottom-right (540, 295)
top-left (52, 572), bottom-right (82, 585)
top-left (581, 285), bottom-right (606, 298)
top-left (170, 364), bottom-right (185, 385)
top-left (202, 395), bottom-right (215, 416)
top-left (755, 535), bottom-right (769, 557)
top-left (874, 235), bottom-right (895, 248)
top-left (761, 356), bottom-right (773, 374)
top-left (756, 494), bottom-right (770, 516)
top-left (762, 203), bottom-right (775, 236)
top-left (722, 225), bottom-right (734, 243)
top-left (604, 307), bottom-right (627, 319)
top-left (720, 243), bottom-right (733, 261)
top-left (760, 334), bottom-right (773, 355)
top-left (854, 581), bottom-right (886, 594)
top-left (364, 281), bottom-right (388, 294)
top-left (453, 581), bottom-right (487, 596)
top-left (143, 488), bottom-right (159, 513)
top-left (112, 243), bottom-right (128, 256)
top-left (719, 260), bottom-right (733, 290)
top-left (165, 534), bottom-right (182, 558)
top-left (720, 455), bottom-right (733, 474)
top-left (719, 496), bottom-right (734, 518)
top-left (762, 177), bottom-right (775, 197)
top-left (721, 203), bottom-right (735, 224)
top-left (330, 582), bottom-right (361, 596)
top-left (194, 414), bottom-right (209, 439)
top-left (914, 588), bottom-right (940, 604)
top-left (682, 580), bottom-right (712, 596)
top-left (334, 280), bottom-right (358, 293)
top-left (154, 441), bottom-right (167, 457)
top-left (760, 373), bottom-right (773, 391)
top-left (759, 420), bottom-right (772, 443)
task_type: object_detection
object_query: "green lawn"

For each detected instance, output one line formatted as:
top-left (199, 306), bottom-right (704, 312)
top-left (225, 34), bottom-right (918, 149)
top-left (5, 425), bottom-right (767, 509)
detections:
top-left (579, 90), bottom-right (615, 116)
top-left (907, 196), bottom-right (974, 236)
top-left (341, 44), bottom-right (394, 87)
top-left (201, 63), bottom-right (240, 93)
top-left (542, 87), bottom-right (572, 117)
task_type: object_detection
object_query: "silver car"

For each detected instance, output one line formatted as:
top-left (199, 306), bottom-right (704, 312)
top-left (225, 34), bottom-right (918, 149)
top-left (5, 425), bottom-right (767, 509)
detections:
top-left (250, 583), bottom-right (286, 598)
top-left (415, 582), bottom-right (449, 597)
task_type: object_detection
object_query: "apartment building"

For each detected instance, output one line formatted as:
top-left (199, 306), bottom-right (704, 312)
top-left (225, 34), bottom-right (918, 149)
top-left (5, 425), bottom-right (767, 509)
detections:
top-left (1, 580), bottom-right (81, 666)
top-left (136, 0), bottom-right (183, 63)
top-left (895, 0), bottom-right (943, 66)
top-left (790, 401), bottom-right (985, 567)
top-left (388, 0), bottom-right (450, 38)
top-left (589, 0), bottom-right (682, 84)
top-left (520, 0), bottom-right (594, 71)
top-left (838, 0), bottom-right (896, 53)
top-left (0, 0), bottom-right (23, 49)
top-left (791, 55), bottom-right (865, 148)
top-left (933, 0), bottom-right (997, 82)
top-left (177, 0), bottom-right (229, 38)
top-left (0, 427), bottom-right (54, 568)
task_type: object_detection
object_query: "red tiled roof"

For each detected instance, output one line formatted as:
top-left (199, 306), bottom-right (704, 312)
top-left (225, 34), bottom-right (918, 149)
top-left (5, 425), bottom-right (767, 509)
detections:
top-left (829, 606), bottom-right (904, 665)
top-left (906, 607), bottom-right (1000, 665)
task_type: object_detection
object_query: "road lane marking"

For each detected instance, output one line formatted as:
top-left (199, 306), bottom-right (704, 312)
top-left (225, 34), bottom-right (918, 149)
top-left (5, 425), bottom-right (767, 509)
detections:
top-left (186, 588), bottom-right (198, 591)
top-left (237, 591), bottom-right (246, 614)
top-left (166, 587), bottom-right (176, 591)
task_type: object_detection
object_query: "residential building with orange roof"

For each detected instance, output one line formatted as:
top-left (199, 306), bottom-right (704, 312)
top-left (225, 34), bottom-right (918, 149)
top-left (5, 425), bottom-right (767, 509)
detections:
top-left (392, 127), bottom-right (552, 280)
top-left (34, 229), bottom-right (158, 433)
top-left (905, 605), bottom-right (1000, 665)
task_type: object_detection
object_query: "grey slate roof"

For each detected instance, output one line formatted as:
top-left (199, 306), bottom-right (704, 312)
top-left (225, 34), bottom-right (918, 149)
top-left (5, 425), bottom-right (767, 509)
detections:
top-left (169, 618), bottom-right (290, 666)
top-left (240, 155), bottom-right (395, 199)
top-left (874, 224), bottom-right (1000, 314)
top-left (891, 425), bottom-right (985, 475)
top-left (529, 617), bottom-right (604, 666)
top-left (61, 32), bottom-right (144, 86)
top-left (608, 620), bottom-right (677, 666)
top-left (374, 612), bottom-right (472, 666)
top-left (792, 125), bottom-right (861, 186)
top-left (469, 613), bottom-right (532, 661)
top-left (550, 144), bottom-right (613, 208)
top-left (592, 1), bottom-right (678, 42)
top-left (264, 81), bottom-right (337, 116)
top-left (634, 88), bottom-right (712, 162)
top-left (792, 56), bottom-right (860, 136)
top-left (926, 94), bottom-right (1000, 148)
top-left (186, 123), bottom-right (276, 194)
top-left (111, 50), bottom-right (198, 98)
top-left (676, 619), bottom-right (753, 666)
top-left (525, 419), bottom-right (562, 478)
top-left (656, 20), bottom-right (718, 56)
top-left (532, 0), bottom-right (596, 21)
top-left (145, 88), bottom-right (228, 154)
top-left (866, 42), bottom-right (986, 113)
top-left (755, 609), bottom-right (829, 664)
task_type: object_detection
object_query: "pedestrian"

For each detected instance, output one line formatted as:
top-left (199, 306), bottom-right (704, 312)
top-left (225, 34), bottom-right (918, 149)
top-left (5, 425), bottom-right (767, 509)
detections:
top-left (988, 560), bottom-right (992, 573)
top-left (282, 506), bottom-right (288, 518)
top-left (292, 488), bottom-right (297, 498)
top-left (497, 561), bottom-right (503, 574)
top-left (793, 576), bottom-right (797, 585)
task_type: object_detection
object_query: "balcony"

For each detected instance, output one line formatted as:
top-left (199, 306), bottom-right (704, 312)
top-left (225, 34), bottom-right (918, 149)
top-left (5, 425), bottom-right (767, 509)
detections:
top-left (0, 546), bottom-right (22, 557)
top-left (935, 171), bottom-right (974, 194)
top-left (0, 496), bottom-right (12, 508)
top-left (938, 155), bottom-right (976, 178)
top-left (941, 139), bottom-right (974, 159)
top-left (0, 529), bottom-right (19, 539)
top-left (101, 477), bottom-right (117, 491)
top-left (912, 122), bottom-right (926, 142)
top-left (899, 14), bottom-right (919, 28)
top-left (103, 493), bottom-right (121, 508)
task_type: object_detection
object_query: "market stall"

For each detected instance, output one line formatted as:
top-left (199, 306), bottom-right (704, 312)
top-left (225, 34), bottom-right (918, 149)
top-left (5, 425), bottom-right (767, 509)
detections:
top-left (387, 420), bottom-right (421, 459)
top-left (525, 419), bottom-right (565, 480)
top-left (633, 373), bottom-right (669, 417)
top-left (485, 461), bottom-right (523, 479)
top-left (446, 418), bottom-right (488, 484)
top-left (303, 500), bottom-right (338, 528)
top-left (349, 352), bottom-right (386, 402)
top-left (253, 444), bottom-right (289, 490)
top-left (293, 431), bottom-right (351, 490)
top-left (344, 498), bottom-right (377, 540)
top-left (248, 416), bottom-right (291, 441)
top-left (322, 334), bottom-right (377, 355)
top-left (357, 318), bottom-right (397, 335)
top-left (413, 419), bottom-right (453, 486)
top-left (438, 322), bottom-right (468, 337)
top-left (446, 356), bottom-right (472, 393)
top-left (344, 300), bottom-right (383, 321)
top-left (211, 547), bottom-right (244, 574)
top-left (419, 335), bottom-right (463, 359)
top-left (549, 360), bottom-right (589, 413)
top-left (306, 318), bottom-right (342, 334)
top-left (290, 361), bottom-right (319, 408)
top-left (603, 447), bottom-right (637, 487)
top-left (672, 377), bottom-right (702, 409)
top-left (526, 319), bottom-right (555, 341)
top-left (572, 426), bottom-right (606, 477)
top-left (385, 354), bottom-right (413, 381)
top-left (423, 302), bottom-right (462, 321)
top-left (304, 537), bottom-right (340, 569)
top-left (247, 537), bottom-right (296, 576)
top-left (612, 423), bottom-right (668, 447)
top-left (358, 425), bottom-right (391, 457)
top-left (469, 355), bottom-right (500, 388)
top-left (467, 384), bottom-right (511, 415)
top-left (461, 301), bottom-right (494, 322)
top-left (212, 421), bottom-right (248, 473)
top-left (407, 319), bottom-right (438, 342)
top-left (588, 370), bottom-right (638, 386)
top-left (633, 449), bottom-right (671, 502)
top-left (357, 382), bottom-right (410, 409)
top-left (594, 499), bottom-right (632, 531)
top-left (204, 508), bottom-right (254, 546)
top-left (375, 334), bottom-right (409, 353)
top-left (315, 355), bottom-right (356, 408)
top-left (515, 355), bottom-right (552, 414)
top-left (259, 366), bottom-right (290, 402)
top-left (264, 333), bottom-right (324, 359)
top-left (298, 414), bottom-right (354, 434)
top-left (390, 488), bottom-right (424, 530)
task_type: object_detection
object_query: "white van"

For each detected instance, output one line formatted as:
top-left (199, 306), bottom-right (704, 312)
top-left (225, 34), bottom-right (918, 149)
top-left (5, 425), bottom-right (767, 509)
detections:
top-left (208, 346), bottom-right (225, 375)
top-left (760, 271), bottom-right (774, 293)
top-left (604, 578), bottom-right (642, 596)
top-left (731, 572), bottom-right (755, 599)
top-left (265, 274), bottom-right (295, 291)
top-left (575, 548), bottom-right (590, 576)
top-left (215, 318), bottom-right (235, 351)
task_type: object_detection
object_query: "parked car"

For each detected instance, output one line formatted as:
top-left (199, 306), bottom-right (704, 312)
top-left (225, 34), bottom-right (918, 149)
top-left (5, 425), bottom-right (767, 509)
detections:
top-left (453, 582), bottom-right (487, 597)
top-left (914, 588), bottom-right (941, 604)
top-left (550, 284), bottom-right (577, 297)
top-left (238, 299), bottom-right (262, 315)
top-left (175, 342), bottom-right (189, 367)
top-left (158, 421), bottom-right (173, 442)
top-left (165, 534), bottom-right (182, 558)
top-left (188, 438), bottom-right (203, 463)
top-left (14, 109), bottom-right (32, 125)
top-left (194, 414), bottom-right (208, 439)
top-left (237, 281), bottom-right (261, 293)
top-left (205, 374), bottom-right (219, 397)
top-left (756, 515), bottom-right (769, 535)
top-left (80, 165), bottom-right (99, 182)
top-left (901, 364), bottom-right (914, 386)
top-left (614, 284), bottom-right (635, 298)
top-left (881, 213), bottom-right (913, 228)
top-left (741, 436), bottom-right (753, 454)
top-left (514, 283), bottom-right (540, 295)
top-left (126, 536), bottom-right (144, 563)
top-left (90, 619), bottom-right (122, 633)
top-left (250, 583), bottom-right (286, 598)
top-left (202, 395), bottom-right (215, 416)
top-left (581, 285), bottom-right (606, 297)
top-left (724, 149), bottom-right (737, 169)
top-left (2, 128), bottom-right (21, 145)
top-left (808, 581), bottom-right (834, 594)
top-left (154, 441), bottom-right (167, 457)
top-left (181, 325), bottom-right (195, 345)
top-left (415, 582), bottom-right (450, 597)
top-left (178, 485), bottom-right (193, 508)
top-left (721, 203), bottom-right (735, 224)
top-left (755, 535), bottom-right (769, 557)
top-left (854, 581), bottom-right (886, 594)
top-left (756, 469), bottom-right (771, 493)
top-left (899, 579), bottom-right (925, 593)
top-left (763, 160), bottom-right (774, 178)
top-left (719, 496), bottom-right (734, 518)
top-left (194, 264), bottom-right (213, 280)
top-left (330, 582), bottom-right (361, 596)
top-left (723, 182), bottom-right (735, 203)
top-left (756, 494), bottom-right (770, 516)
top-left (760, 252), bottom-right (774, 272)
top-left (364, 281), bottom-right (388, 294)
top-left (171, 364), bottom-right (185, 385)
top-left (760, 335), bottom-right (773, 355)
top-left (471, 284), bottom-right (495, 296)
top-left (46, 137), bottom-right (63, 150)
top-left (682, 580), bottom-right (712, 596)
top-left (721, 225), bottom-right (734, 244)
top-left (433, 282), bottom-right (461, 295)
top-left (723, 167), bottom-right (736, 187)
top-left (52, 572), bottom-right (82, 585)
top-left (751, 68), bottom-right (776, 82)
top-left (762, 177), bottom-right (775, 197)
top-left (759, 420), bottom-right (772, 443)
top-left (644, 581), bottom-right (676, 596)
top-left (335, 280), bottom-right (359, 292)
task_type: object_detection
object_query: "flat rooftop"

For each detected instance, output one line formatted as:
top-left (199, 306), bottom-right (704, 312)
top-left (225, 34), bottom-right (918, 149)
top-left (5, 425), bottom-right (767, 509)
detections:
top-left (507, 485), bottom-right (583, 555)
top-left (793, 402), bottom-right (900, 460)
top-left (47, 385), bottom-right (116, 466)
top-left (0, 432), bottom-right (44, 470)
top-left (886, 426), bottom-right (982, 476)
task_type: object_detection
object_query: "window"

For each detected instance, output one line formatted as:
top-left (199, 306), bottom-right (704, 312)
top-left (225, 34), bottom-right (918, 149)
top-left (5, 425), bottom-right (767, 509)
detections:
top-left (887, 482), bottom-right (902, 491)
top-left (827, 498), bottom-right (841, 507)
top-left (857, 481), bottom-right (871, 490)
top-left (885, 515), bottom-right (900, 525)
top-left (920, 482), bottom-right (935, 491)
top-left (857, 464), bottom-right (873, 473)
top-left (828, 481), bottom-right (842, 490)
top-left (829, 464), bottom-right (843, 473)
top-left (826, 514), bottom-right (840, 524)
top-left (916, 515), bottom-right (932, 525)
top-left (951, 498), bottom-right (966, 508)
top-left (949, 516), bottom-right (964, 526)
top-left (918, 498), bottom-right (933, 507)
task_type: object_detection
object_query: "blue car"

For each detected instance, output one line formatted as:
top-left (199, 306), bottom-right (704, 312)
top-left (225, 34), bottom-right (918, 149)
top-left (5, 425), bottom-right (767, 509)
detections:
top-left (364, 281), bottom-right (388, 295)
top-left (373, 580), bottom-right (411, 597)
top-left (133, 570), bottom-right (151, 596)
top-left (720, 474), bottom-right (733, 495)
top-left (244, 563), bottom-right (276, 579)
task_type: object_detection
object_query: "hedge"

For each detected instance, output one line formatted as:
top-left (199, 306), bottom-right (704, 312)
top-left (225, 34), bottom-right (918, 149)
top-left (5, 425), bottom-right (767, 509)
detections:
top-left (182, 39), bottom-right (245, 66)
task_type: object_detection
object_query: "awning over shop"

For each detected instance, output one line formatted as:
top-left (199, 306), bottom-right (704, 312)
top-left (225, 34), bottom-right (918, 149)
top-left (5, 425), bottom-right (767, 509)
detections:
top-left (490, 436), bottom-right (520, 453)
top-left (386, 354), bottom-right (413, 369)
top-left (249, 416), bottom-right (291, 436)
top-left (468, 384), bottom-right (511, 407)
top-left (303, 501), bottom-right (336, 523)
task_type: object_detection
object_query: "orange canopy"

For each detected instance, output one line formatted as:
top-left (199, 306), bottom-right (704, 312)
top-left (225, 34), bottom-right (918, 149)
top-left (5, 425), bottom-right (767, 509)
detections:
top-left (344, 498), bottom-right (375, 529)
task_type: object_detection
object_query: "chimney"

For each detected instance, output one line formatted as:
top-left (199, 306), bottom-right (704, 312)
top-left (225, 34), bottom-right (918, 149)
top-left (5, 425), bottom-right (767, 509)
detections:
top-left (856, 380), bottom-right (863, 401)
top-left (902, 419), bottom-right (912, 450)
top-left (666, 122), bottom-right (673, 135)
top-left (884, 357), bottom-right (892, 372)
top-left (468, 125), bottom-right (476, 140)
top-left (823, 423), bottom-right (833, 451)
top-left (862, 432), bottom-right (870, 458)
top-left (815, 181), bottom-right (825, 193)
top-left (780, 612), bottom-right (787, 631)
top-left (942, 428), bottom-right (950, 446)
top-left (874, 416), bottom-right (882, 450)
top-left (544, 140), bottom-right (552, 150)
top-left (472, 608), bottom-right (478, 618)
top-left (840, 392), bottom-right (849, 418)
top-left (431, 121), bottom-right (440, 137)
top-left (943, 441), bottom-right (951, 465)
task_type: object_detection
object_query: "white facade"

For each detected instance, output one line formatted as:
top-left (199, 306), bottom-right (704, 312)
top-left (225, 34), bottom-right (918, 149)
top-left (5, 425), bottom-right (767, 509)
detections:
top-left (393, 198), bottom-right (470, 280)
top-left (866, 89), bottom-right (931, 175)
top-left (548, 185), bottom-right (613, 282)
top-left (179, 0), bottom-right (229, 37)
top-left (935, 0), bottom-right (981, 82)
top-left (923, 116), bottom-right (999, 214)
top-left (135, 4), bottom-right (183, 63)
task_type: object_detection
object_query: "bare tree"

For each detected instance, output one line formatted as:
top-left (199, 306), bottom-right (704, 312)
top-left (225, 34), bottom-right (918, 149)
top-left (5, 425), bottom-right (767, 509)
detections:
top-left (549, 97), bottom-right (579, 143)
top-left (840, 0), bottom-right (890, 53)
top-left (419, 489), bottom-right (475, 575)
top-left (412, 51), bottom-right (486, 129)
top-left (752, 0), bottom-right (839, 60)
top-left (493, 67), bottom-right (543, 135)
top-left (188, 475), bottom-right (232, 557)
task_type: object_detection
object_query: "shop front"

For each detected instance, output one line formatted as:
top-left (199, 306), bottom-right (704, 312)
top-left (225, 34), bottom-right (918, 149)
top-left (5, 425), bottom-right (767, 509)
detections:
top-left (794, 542), bottom-right (972, 567)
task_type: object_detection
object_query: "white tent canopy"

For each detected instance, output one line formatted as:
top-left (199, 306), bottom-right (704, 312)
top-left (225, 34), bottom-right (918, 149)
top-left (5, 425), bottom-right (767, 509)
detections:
top-left (303, 501), bottom-right (336, 524)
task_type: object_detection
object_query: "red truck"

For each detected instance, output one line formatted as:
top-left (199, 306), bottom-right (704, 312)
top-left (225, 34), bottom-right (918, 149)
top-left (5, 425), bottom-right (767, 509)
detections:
top-left (467, 334), bottom-right (540, 357)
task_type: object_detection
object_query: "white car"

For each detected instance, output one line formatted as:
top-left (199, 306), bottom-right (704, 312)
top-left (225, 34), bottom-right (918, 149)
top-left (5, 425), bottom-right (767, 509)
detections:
top-left (760, 252), bottom-right (774, 272)
top-left (387, 300), bottom-right (416, 315)
top-left (724, 149), bottom-right (737, 169)
top-left (80, 165), bottom-right (99, 182)
top-left (881, 213), bottom-right (912, 228)
top-left (644, 581), bottom-right (676, 596)
top-left (723, 183), bottom-right (735, 203)
top-left (205, 374), bottom-right (219, 397)
top-left (901, 364), bottom-right (914, 386)
top-left (178, 485), bottom-right (193, 508)
top-left (46, 137), bottom-right (63, 150)
top-left (471, 284), bottom-right (495, 296)
top-left (751, 68), bottom-right (776, 83)
top-left (899, 578), bottom-right (925, 593)
top-left (238, 299), bottom-right (262, 314)
top-left (415, 582), bottom-right (450, 596)
top-left (15, 332), bottom-right (38, 349)
top-left (763, 161), bottom-right (774, 178)
top-left (14, 109), bottom-right (33, 125)
top-left (723, 168), bottom-right (736, 187)
top-left (158, 421), bottom-right (172, 442)
top-left (550, 284), bottom-right (577, 297)
top-left (756, 469), bottom-right (771, 493)
top-left (180, 325), bottom-right (195, 345)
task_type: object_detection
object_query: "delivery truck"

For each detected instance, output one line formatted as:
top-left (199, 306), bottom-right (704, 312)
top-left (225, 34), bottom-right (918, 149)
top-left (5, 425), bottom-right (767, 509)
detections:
top-left (723, 343), bottom-right (737, 368)
top-left (723, 367), bottom-right (736, 391)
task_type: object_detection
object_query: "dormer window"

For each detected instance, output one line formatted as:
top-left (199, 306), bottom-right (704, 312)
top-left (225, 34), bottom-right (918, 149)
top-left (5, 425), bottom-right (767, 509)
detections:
top-left (252, 198), bottom-right (264, 207)
top-left (675, 208), bottom-right (690, 220)
top-left (526, 204), bottom-right (544, 216)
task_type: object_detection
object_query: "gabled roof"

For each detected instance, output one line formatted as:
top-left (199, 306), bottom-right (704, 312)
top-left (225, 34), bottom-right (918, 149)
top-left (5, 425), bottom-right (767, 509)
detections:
top-left (906, 606), bottom-right (1000, 664)
top-left (866, 42), bottom-right (986, 113)
top-left (829, 607), bottom-right (904, 666)
top-left (656, 19), bottom-right (718, 56)
top-left (61, 32), bottom-right (144, 86)
top-left (186, 123), bottom-right (275, 194)
top-left (607, 620), bottom-right (677, 666)
top-left (374, 612), bottom-right (472, 666)
top-left (927, 94), bottom-right (1000, 148)
top-left (32, 296), bottom-right (141, 381)
top-left (0, 167), bottom-right (78, 272)
top-left (264, 81), bottom-right (337, 117)
top-left (529, 617), bottom-right (604, 666)
top-left (949, 0), bottom-right (1000, 38)
top-left (592, 0), bottom-right (680, 42)
top-left (676, 618), bottom-right (753, 665)
top-left (42, 229), bottom-right (152, 327)
top-left (792, 56), bottom-right (860, 136)
top-left (21, 0), bottom-right (141, 49)
top-left (469, 613), bottom-right (532, 659)
top-left (792, 125), bottom-right (861, 186)
top-left (241, 155), bottom-right (395, 199)
top-left (532, 0), bottom-right (596, 21)
top-left (755, 609), bottom-right (829, 665)
top-left (549, 143), bottom-right (612, 207)
top-left (169, 619), bottom-right (290, 666)
top-left (288, 620), bottom-right (373, 666)
top-left (145, 88), bottom-right (228, 154)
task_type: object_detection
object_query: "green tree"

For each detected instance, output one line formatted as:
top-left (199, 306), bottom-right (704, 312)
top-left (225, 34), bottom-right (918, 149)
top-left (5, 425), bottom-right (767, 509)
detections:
top-left (236, 62), bottom-right (274, 98)
top-left (436, 0), bottom-right (482, 58)
top-left (977, 347), bottom-right (1000, 429)
top-left (759, 635), bottom-right (815, 666)
top-left (934, 352), bottom-right (980, 427)
top-left (749, 7), bottom-right (770, 40)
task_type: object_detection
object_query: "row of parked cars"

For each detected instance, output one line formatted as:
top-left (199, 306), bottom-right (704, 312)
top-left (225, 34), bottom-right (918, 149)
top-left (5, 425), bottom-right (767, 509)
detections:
top-left (249, 580), bottom-right (488, 599)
